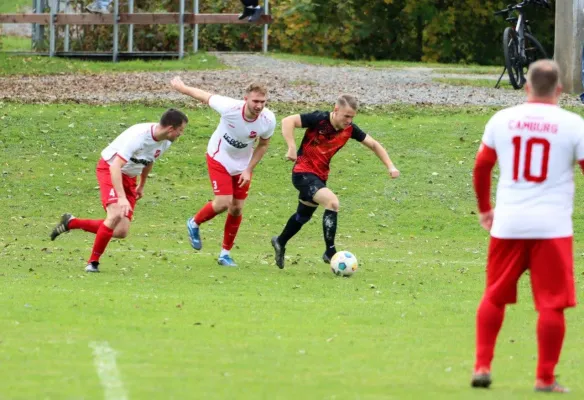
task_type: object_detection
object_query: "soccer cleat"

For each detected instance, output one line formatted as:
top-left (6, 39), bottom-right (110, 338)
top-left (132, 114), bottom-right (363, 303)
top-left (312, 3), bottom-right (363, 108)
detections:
top-left (218, 254), bottom-right (237, 267)
top-left (271, 236), bottom-right (285, 269)
top-left (248, 6), bottom-right (264, 22)
top-left (186, 217), bottom-right (202, 250)
top-left (238, 6), bottom-right (254, 20)
top-left (471, 368), bottom-right (492, 388)
top-left (85, 261), bottom-right (100, 273)
top-left (322, 252), bottom-right (332, 264)
top-left (534, 380), bottom-right (570, 393)
top-left (50, 213), bottom-right (74, 241)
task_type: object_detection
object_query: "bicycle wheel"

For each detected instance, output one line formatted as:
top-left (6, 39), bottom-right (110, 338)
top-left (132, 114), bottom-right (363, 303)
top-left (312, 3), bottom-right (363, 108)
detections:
top-left (522, 32), bottom-right (549, 78)
top-left (503, 27), bottom-right (523, 89)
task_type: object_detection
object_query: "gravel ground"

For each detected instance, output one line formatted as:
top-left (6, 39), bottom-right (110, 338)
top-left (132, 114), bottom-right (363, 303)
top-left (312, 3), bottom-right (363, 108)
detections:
top-left (0, 52), bottom-right (581, 107)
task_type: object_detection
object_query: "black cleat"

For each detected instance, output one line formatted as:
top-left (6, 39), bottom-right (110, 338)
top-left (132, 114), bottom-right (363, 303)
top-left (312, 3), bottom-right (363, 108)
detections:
top-left (534, 379), bottom-right (569, 393)
top-left (50, 213), bottom-right (74, 241)
top-left (248, 6), bottom-right (263, 22)
top-left (85, 261), bottom-right (100, 273)
top-left (271, 236), bottom-right (285, 269)
top-left (238, 6), bottom-right (254, 20)
top-left (471, 369), bottom-right (492, 389)
top-left (322, 252), bottom-right (332, 264)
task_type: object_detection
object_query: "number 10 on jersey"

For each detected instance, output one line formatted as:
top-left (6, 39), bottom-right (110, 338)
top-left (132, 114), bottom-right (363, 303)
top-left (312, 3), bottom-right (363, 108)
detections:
top-left (512, 136), bottom-right (550, 183)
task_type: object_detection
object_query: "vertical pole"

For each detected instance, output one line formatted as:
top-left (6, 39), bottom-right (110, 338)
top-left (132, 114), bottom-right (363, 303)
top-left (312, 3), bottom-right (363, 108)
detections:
top-left (64, 0), bottom-right (70, 52)
top-left (554, 0), bottom-right (584, 93)
top-left (193, 0), bottom-right (199, 53)
top-left (49, 0), bottom-right (56, 57)
top-left (113, 0), bottom-right (119, 62)
top-left (128, 0), bottom-right (134, 52)
top-left (262, 0), bottom-right (269, 53)
top-left (179, 0), bottom-right (185, 59)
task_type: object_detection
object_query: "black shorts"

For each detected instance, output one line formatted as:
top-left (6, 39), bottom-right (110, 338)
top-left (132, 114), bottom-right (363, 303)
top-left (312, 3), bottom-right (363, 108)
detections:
top-left (292, 172), bottom-right (326, 203)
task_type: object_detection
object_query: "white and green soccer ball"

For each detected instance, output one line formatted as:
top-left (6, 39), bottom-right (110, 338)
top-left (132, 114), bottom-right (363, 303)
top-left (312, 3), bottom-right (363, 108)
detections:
top-left (330, 251), bottom-right (358, 277)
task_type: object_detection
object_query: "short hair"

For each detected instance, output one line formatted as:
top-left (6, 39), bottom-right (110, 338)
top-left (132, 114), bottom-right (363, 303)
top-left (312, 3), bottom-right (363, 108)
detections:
top-left (527, 59), bottom-right (559, 97)
top-left (336, 94), bottom-right (359, 111)
top-left (160, 108), bottom-right (188, 128)
top-left (245, 82), bottom-right (268, 96)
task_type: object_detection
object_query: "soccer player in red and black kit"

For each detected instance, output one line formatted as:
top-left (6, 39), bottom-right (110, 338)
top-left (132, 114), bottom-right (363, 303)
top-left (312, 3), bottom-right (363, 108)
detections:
top-left (270, 94), bottom-right (400, 268)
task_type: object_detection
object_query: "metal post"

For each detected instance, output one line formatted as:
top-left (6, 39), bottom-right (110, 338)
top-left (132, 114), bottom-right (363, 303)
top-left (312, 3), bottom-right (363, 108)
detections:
top-left (262, 0), bottom-right (269, 53)
top-left (32, 0), bottom-right (43, 50)
top-left (179, 0), bottom-right (185, 59)
top-left (113, 0), bottom-right (119, 62)
top-left (193, 0), bottom-right (199, 53)
top-left (64, 0), bottom-right (70, 52)
top-left (128, 0), bottom-right (134, 52)
top-left (554, 0), bottom-right (584, 93)
top-left (49, 0), bottom-right (56, 56)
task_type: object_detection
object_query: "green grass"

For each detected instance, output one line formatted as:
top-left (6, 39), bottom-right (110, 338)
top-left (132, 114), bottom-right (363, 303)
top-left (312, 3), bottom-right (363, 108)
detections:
top-left (0, 35), bottom-right (31, 51)
top-left (268, 52), bottom-right (499, 71)
top-left (433, 77), bottom-right (515, 90)
top-left (0, 52), bottom-right (225, 75)
top-left (433, 67), bottom-right (502, 75)
top-left (2, 102), bottom-right (584, 399)
top-left (0, 0), bottom-right (29, 13)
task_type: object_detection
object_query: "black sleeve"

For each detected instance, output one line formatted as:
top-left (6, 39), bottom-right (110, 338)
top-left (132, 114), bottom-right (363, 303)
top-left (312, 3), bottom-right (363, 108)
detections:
top-left (351, 124), bottom-right (367, 142)
top-left (300, 111), bottom-right (327, 129)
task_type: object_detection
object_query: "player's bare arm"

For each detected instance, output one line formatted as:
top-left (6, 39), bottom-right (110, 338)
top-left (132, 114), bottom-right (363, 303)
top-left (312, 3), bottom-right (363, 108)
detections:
top-left (170, 76), bottom-right (213, 104)
top-left (136, 163), bottom-right (153, 200)
top-left (109, 156), bottom-right (132, 217)
top-left (281, 114), bottom-right (302, 161)
top-left (361, 135), bottom-right (400, 178)
top-left (239, 137), bottom-right (271, 188)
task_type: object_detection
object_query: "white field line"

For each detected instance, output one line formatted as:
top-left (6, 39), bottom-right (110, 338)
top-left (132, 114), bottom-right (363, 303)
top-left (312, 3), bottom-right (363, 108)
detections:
top-left (89, 341), bottom-right (128, 400)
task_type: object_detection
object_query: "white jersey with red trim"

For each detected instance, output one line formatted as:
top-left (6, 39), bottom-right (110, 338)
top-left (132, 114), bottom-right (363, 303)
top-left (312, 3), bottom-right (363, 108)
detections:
top-left (482, 103), bottom-right (584, 238)
top-left (206, 95), bottom-right (276, 175)
top-left (101, 123), bottom-right (171, 178)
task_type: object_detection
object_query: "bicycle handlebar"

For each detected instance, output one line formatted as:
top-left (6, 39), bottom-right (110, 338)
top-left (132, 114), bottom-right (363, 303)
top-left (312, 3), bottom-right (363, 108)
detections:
top-left (493, 0), bottom-right (551, 16)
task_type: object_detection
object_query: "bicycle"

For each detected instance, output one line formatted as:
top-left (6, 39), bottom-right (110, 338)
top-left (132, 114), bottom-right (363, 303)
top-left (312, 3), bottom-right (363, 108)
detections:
top-left (494, 0), bottom-right (551, 89)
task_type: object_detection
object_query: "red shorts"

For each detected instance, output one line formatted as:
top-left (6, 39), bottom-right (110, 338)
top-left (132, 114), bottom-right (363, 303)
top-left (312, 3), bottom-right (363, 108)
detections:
top-left (96, 158), bottom-right (137, 220)
top-left (484, 236), bottom-right (576, 311)
top-left (206, 154), bottom-right (251, 200)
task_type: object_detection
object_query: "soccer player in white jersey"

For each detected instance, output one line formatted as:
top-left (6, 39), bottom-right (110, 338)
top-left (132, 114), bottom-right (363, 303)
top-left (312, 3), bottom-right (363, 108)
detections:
top-left (49, 109), bottom-right (189, 273)
top-left (170, 76), bottom-right (276, 267)
top-left (471, 60), bottom-right (584, 393)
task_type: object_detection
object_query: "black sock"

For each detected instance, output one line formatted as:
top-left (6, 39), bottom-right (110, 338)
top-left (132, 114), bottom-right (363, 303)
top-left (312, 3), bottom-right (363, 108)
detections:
top-left (278, 213), bottom-right (303, 247)
top-left (323, 209), bottom-right (337, 257)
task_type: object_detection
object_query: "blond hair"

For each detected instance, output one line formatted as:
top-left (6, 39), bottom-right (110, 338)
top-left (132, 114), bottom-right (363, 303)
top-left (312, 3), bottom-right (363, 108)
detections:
top-left (336, 94), bottom-right (359, 111)
top-left (527, 59), bottom-right (559, 97)
top-left (245, 82), bottom-right (268, 96)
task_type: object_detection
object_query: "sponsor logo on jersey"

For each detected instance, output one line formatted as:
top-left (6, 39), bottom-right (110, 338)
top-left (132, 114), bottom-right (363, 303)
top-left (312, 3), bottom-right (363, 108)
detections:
top-left (223, 133), bottom-right (248, 149)
top-left (228, 123), bottom-right (236, 128)
top-left (249, 131), bottom-right (257, 138)
top-left (154, 150), bottom-right (161, 158)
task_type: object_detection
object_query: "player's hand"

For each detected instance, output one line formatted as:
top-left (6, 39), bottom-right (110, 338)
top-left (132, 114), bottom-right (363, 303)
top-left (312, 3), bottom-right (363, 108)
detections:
top-left (170, 76), bottom-right (186, 93)
top-left (136, 186), bottom-right (144, 201)
top-left (238, 169), bottom-right (252, 188)
top-left (388, 166), bottom-right (400, 179)
top-left (286, 147), bottom-right (297, 162)
top-left (117, 197), bottom-right (132, 218)
top-left (479, 210), bottom-right (494, 231)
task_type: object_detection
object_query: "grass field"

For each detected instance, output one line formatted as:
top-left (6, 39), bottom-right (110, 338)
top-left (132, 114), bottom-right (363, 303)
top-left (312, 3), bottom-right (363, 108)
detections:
top-left (2, 101), bottom-right (584, 399)
top-left (433, 77), bottom-right (514, 90)
top-left (0, 0), bottom-right (29, 13)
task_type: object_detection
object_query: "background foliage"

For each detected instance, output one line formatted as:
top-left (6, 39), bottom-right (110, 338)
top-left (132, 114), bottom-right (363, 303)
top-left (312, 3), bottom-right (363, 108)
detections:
top-left (27, 0), bottom-right (556, 64)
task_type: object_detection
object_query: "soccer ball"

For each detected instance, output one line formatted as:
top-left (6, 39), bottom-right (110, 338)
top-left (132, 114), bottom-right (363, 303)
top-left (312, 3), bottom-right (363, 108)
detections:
top-left (330, 251), bottom-right (358, 277)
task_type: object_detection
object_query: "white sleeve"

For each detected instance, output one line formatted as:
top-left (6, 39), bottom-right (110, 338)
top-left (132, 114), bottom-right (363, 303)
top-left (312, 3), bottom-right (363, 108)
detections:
top-left (115, 131), bottom-right (143, 162)
top-left (260, 114), bottom-right (276, 139)
top-left (209, 95), bottom-right (240, 115)
top-left (575, 119), bottom-right (584, 162)
top-left (481, 116), bottom-right (496, 149)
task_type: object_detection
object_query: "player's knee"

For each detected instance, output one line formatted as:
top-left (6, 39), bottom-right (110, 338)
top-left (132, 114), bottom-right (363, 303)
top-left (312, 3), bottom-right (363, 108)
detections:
top-left (295, 202), bottom-right (317, 224)
top-left (214, 199), bottom-right (231, 213)
top-left (114, 227), bottom-right (129, 239)
top-left (229, 205), bottom-right (243, 216)
top-left (327, 198), bottom-right (340, 212)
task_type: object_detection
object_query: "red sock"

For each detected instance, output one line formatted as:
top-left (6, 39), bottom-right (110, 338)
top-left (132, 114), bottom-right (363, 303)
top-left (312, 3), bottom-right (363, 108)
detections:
top-left (536, 308), bottom-right (565, 385)
top-left (69, 218), bottom-right (104, 234)
top-left (194, 202), bottom-right (218, 225)
top-left (222, 214), bottom-right (242, 250)
top-left (88, 223), bottom-right (114, 263)
top-left (475, 297), bottom-right (505, 371)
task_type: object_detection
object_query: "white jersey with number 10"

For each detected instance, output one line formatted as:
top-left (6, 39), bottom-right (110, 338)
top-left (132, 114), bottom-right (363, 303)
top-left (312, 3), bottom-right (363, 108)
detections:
top-left (482, 103), bottom-right (584, 238)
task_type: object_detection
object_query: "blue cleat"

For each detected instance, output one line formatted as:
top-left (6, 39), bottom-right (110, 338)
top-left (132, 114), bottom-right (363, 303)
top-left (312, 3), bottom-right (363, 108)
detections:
top-left (217, 254), bottom-right (237, 267)
top-left (186, 217), bottom-right (202, 250)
